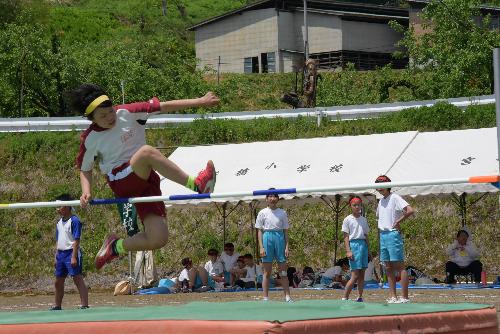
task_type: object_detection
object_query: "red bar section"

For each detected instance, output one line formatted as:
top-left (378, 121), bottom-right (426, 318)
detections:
top-left (469, 175), bottom-right (500, 183)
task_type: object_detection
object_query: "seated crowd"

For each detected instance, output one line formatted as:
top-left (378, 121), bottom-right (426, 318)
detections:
top-left (173, 227), bottom-right (484, 293)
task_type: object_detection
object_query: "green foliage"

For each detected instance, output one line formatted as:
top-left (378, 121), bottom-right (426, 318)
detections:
top-left (391, 0), bottom-right (500, 98)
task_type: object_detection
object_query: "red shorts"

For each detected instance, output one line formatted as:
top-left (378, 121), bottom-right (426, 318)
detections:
top-left (107, 162), bottom-right (166, 221)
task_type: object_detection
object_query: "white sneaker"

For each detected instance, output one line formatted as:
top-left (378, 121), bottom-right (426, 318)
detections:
top-left (262, 297), bottom-right (269, 302)
top-left (341, 297), bottom-right (349, 301)
top-left (398, 297), bottom-right (410, 303)
top-left (285, 296), bottom-right (294, 303)
top-left (386, 297), bottom-right (399, 304)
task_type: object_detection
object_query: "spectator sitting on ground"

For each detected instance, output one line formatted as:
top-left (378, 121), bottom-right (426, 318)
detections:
top-left (220, 242), bottom-right (240, 284)
top-left (229, 256), bottom-right (246, 287)
top-left (298, 266), bottom-right (316, 288)
top-left (287, 267), bottom-right (300, 288)
top-left (176, 257), bottom-right (210, 293)
top-left (235, 254), bottom-right (263, 289)
top-left (204, 248), bottom-right (225, 289)
top-left (321, 258), bottom-right (350, 287)
top-left (364, 252), bottom-right (380, 285)
top-left (445, 229), bottom-right (482, 284)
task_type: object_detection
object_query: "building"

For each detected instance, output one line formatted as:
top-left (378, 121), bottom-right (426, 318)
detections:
top-left (188, 0), bottom-right (409, 73)
top-left (408, 0), bottom-right (500, 37)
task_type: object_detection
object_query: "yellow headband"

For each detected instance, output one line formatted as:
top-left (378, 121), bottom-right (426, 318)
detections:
top-left (84, 95), bottom-right (110, 116)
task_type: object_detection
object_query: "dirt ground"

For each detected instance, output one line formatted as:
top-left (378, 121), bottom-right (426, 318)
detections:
top-left (0, 288), bottom-right (498, 329)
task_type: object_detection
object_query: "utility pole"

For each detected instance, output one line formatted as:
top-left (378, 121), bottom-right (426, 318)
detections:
top-left (217, 56), bottom-right (221, 84)
top-left (304, 0), bottom-right (309, 60)
top-left (494, 48), bottom-right (500, 174)
top-left (120, 80), bottom-right (125, 104)
top-left (162, 0), bottom-right (167, 16)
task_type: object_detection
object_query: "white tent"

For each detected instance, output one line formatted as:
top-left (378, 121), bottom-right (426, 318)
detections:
top-left (160, 127), bottom-right (499, 204)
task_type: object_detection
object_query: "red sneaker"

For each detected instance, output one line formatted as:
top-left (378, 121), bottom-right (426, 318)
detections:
top-left (195, 160), bottom-right (216, 193)
top-left (95, 233), bottom-right (120, 270)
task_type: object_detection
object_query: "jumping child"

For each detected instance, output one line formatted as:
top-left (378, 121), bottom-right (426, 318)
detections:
top-left (68, 84), bottom-right (219, 270)
top-left (341, 196), bottom-right (370, 302)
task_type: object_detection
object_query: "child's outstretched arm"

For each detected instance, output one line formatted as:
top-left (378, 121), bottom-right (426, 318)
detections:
top-left (79, 170), bottom-right (93, 208)
top-left (159, 92), bottom-right (219, 113)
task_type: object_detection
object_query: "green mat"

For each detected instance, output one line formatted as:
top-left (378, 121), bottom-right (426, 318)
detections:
top-left (0, 300), bottom-right (491, 325)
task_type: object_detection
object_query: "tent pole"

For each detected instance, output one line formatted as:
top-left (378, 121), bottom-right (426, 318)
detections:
top-left (460, 193), bottom-right (467, 227)
top-left (333, 194), bottom-right (341, 264)
top-left (493, 48), bottom-right (500, 174)
top-left (222, 202), bottom-right (227, 246)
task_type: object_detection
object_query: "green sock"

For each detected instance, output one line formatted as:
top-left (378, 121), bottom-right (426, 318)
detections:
top-left (185, 175), bottom-right (197, 192)
top-left (114, 239), bottom-right (126, 255)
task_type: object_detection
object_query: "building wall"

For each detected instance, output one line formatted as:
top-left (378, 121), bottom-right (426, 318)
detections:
top-left (341, 20), bottom-right (403, 53)
top-left (306, 12), bottom-right (343, 54)
top-left (194, 8), bottom-right (279, 73)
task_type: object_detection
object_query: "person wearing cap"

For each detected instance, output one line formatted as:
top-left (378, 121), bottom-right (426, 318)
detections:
top-left (341, 196), bottom-right (370, 302)
top-left (375, 175), bottom-right (414, 304)
top-left (255, 188), bottom-right (292, 302)
top-left (445, 229), bottom-right (482, 284)
top-left (51, 194), bottom-right (88, 311)
top-left (67, 84), bottom-right (219, 271)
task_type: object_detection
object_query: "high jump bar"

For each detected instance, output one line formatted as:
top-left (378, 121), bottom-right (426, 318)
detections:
top-left (0, 175), bottom-right (498, 210)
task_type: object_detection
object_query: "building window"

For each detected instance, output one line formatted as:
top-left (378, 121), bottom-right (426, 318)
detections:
top-left (244, 57), bottom-right (259, 73)
top-left (490, 15), bottom-right (500, 30)
top-left (260, 52), bottom-right (276, 73)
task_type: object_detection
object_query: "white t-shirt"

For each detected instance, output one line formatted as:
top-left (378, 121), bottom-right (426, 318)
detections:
top-left (241, 264), bottom-right (263, 282)
top-left (376, 193), bottom-right (409, 231)
top-left (178, 268), bottom-right (189, 282)
top-left (76, 98), bottom-right (160, 175)
top-left (255, 207), bottom-right (289, 230)
top-left (204, 259), bottom-right (224, 277)
top-left (341, 214), bottom-right (370, 240)
top-left (364, 261), bottom-right (376, 281)
top-left (220, 252), bottom-right (240, 272)
top-left (323, 266), bottom-right (342, 279)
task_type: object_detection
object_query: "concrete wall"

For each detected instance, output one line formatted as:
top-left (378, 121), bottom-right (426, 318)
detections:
top-left (341, 20), bottom-right (402, 53)
top-left (194, 8), bottom-right (278, 73)
top-left (306, 12), bottom-right (343, 54)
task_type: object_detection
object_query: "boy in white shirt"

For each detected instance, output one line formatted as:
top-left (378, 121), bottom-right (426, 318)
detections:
top-left (375, 175), bottom-right (414, 304)
top-left (220, 242), bottom-right (239, 284)
top-left (342, 196), bottom-right (370, 302)
top-left (255, 189), bottom-right (292, 302)
top-left (237, 254), bottom-right (263, 289)
top-left (204, 249), bottom-right (225, 287)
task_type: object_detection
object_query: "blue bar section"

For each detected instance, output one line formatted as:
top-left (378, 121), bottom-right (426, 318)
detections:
top-left (90, 198), bottom-right (129, 205)
top-left (253, 188), bottom-right (297, 196)
top-left (169, 193), bottom-right (211, 201)
top-left (492, 182), bottom-right (500, 189)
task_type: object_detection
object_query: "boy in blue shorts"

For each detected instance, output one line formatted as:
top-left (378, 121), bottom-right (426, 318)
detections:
top-left (51, 194), bottom-right (88, 310)
top-left (375, 175), bottom-right (414, 304)
top-left (255, 189), bottom-right (292, 302)
top-left (342, 196), bottom-right (370, 302)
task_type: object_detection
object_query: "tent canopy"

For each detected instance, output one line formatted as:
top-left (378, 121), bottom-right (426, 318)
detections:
top-left (160, 127), bottom-right (499, 205)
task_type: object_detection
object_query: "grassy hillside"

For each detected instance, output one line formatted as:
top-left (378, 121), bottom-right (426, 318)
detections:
top-left (0, 103), bottom-right (498, 282)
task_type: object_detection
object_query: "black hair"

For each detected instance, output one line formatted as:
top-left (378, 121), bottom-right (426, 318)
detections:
top-left (457, 229), bottom-right (469, 238)
top-left (375, 175), bottom-right (392, 192)
top-left (224, 243), bottom-right (234, 248)
top-left (207, 248), bottom-right (218, 255)
top-left (266, 187), bottom-right (279, 198)
top-left (243, 253), bottom-right (253, 259)
top-left (55, 193), bottom-right (73, 202)
top-left (335, 257), bottom-right (349, 267)
top-left (181, 257), bottom-right (191, 267)
top-left (64, 83), bottom-right (112, 120)
top-left (303, 266), bottom-right (314, 274)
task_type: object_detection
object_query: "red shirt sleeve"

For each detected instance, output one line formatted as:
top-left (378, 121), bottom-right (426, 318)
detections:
top-left (115, 97), bottom-right (161, 114)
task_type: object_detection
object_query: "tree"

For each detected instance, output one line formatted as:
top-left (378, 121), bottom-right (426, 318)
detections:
top-left (391, 0), bottom-right (500, 98)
